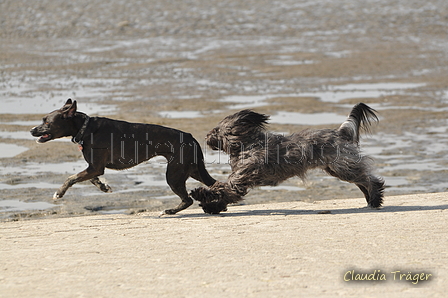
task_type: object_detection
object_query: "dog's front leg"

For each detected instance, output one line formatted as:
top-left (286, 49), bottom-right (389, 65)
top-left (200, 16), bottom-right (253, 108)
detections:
top-left (54, 165), bottom-right (105, 199)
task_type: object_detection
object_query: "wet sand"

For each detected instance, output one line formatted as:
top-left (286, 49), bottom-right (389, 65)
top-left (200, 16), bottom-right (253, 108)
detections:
top-left (1, 193), bottom-right (447, 297)
top-left (1, 0), bottom-right (448, 220)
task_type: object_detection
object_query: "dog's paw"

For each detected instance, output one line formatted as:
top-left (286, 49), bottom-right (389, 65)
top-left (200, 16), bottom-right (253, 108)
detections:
top-left (91, 178), bottom-right (113, 193)
top-left (101, 183), bottom-right (112, 193)
top-left (159, 209), bottom-right (177, 217)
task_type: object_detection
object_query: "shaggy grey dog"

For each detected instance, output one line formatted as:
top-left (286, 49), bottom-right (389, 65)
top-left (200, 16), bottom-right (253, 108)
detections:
top-left (191, 103), bottom-right (385, 214)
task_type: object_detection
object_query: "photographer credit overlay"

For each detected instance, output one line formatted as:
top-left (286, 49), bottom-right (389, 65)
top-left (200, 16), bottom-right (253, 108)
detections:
top-left (343, 269), bottom-right (434, 285)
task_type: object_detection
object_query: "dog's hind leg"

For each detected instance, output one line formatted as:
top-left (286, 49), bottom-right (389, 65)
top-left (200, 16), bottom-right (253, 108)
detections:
top-left (362, 175), bottom-right (385, 208)
top-left (90, 177), bottom-right (112, 193)
top-left (355, 183), bottom-right (370, 204)
top-left (161, 165), bottom-right (193, 215)
top-left (324, 162), bottom-right (384, 208)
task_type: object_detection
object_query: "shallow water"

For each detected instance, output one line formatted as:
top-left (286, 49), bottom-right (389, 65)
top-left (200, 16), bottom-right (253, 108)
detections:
top-left (0, 131), bottom-right (34, 139)
top-left (1, 95), bottom-right (116, 115)
top-left (0, 76), bottom-right (118, 115)
top-left (0, 200), bottom-right (56, 212)
top-left (301, 83), bottom-right (425, 103)
top-left (270, 112), bottom-right (347, 125)
top-left (1, 161), bottom-right (87, 176)
top-left (219, 82), bottom-right (426, 110)
top-left (0, 143), bottom-right (29, 158)
top-left (159, 111), bottom-right (204, 119)
top-left (221, 94), bottom-right (279, 110)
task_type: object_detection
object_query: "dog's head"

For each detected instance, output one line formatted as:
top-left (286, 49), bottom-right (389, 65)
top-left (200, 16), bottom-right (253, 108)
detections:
top-left (30, 99), bottom-right (78, 143)
top-left (199, 201), bottom-right (228, 214)
top-left (190, 186), bottom-right (229, 214)
top-left (206, 109), bottom-right (269, 154)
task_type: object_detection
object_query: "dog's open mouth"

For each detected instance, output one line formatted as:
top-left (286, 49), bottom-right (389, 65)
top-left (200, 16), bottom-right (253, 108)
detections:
top-left (36, 134), bottom-right (53, 143)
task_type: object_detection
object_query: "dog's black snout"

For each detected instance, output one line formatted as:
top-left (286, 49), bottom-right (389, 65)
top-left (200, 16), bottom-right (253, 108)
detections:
top-left (30, 126), bottom-right (40, 136)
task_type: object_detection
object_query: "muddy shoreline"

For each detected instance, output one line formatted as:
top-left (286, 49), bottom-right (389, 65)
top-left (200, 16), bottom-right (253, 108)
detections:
top-left (1, 0), bottom-right (448, 221)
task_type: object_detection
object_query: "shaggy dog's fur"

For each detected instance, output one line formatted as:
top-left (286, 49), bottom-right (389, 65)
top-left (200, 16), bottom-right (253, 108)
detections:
top-left (191, 103), bottom-right (385, 214)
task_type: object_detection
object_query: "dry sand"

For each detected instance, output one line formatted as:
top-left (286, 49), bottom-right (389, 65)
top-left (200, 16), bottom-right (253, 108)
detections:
top-left (1, 192), bottom-right (447, 297)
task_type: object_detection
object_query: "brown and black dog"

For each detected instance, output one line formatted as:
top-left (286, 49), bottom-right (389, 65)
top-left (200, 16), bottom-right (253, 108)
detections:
top-left (191, 104), bottom-right (385, 214)
top-left (30, 99), bottom-right (216, 215)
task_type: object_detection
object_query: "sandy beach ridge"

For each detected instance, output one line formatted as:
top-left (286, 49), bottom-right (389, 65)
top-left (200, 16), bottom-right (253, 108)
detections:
top-left (1, 192), bottom-right (447, 297)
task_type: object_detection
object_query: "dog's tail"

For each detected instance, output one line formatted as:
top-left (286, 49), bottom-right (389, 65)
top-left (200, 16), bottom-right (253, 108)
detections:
top-left (338, 103), bottom-right (379, 143)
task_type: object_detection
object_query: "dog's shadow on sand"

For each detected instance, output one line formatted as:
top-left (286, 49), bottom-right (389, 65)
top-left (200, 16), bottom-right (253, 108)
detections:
top-left (162, 204), bottom-right (448, 218)
top-left (235, 204), bottom-right (448, 217)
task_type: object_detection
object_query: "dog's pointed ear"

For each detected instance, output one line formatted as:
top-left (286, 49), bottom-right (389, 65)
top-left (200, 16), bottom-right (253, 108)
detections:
top-left (61, 98), bottom-right (73, 111)
top-left (62, 100), bottom-right (77, 118)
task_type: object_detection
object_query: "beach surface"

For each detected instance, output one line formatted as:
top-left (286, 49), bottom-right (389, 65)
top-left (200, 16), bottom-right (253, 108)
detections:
top-left (1, 192), bottom-right (447, 297)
